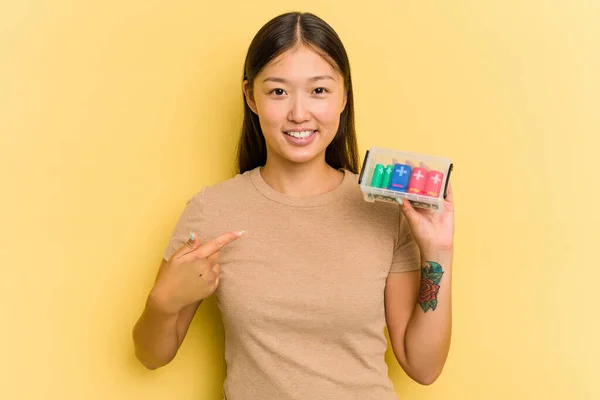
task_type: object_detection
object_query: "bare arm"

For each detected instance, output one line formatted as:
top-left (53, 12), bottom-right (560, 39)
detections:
top-left (385, 250), bottom-right (453, 385)
top-left (132, 230), bottom-right (242, 370)
top-left (132, 259), bottom-right (201, 370)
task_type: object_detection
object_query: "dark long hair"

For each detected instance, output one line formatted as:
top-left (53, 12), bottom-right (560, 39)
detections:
top-left (235, 12), bottom-right (359, 174)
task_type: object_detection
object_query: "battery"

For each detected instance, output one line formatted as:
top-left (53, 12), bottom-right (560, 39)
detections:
top-left (371, 164), bottom-right (385, 187)
top-left (424, 170), bottom-right (444, 197)
top-left (408, 167), bottom-right (427, 194)
top-left (382, 165), bottom-right (394, 188)
top-left (390, 163), bottom-right (411, 192)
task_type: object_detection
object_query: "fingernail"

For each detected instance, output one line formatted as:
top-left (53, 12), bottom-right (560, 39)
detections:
top-left (396, 198), bottom-right (403, 205)
top-left (189, 232), bottom-right (196, 241)
top-left (237, 230), bottom-right (246, 237)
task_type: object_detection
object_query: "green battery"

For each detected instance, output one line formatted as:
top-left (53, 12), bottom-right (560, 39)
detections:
top-left (371, 164), bottom-right (385, 187)
top-left (382, 164), bottom-right (393, 188)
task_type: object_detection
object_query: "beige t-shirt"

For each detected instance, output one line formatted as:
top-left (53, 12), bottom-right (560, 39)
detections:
top-left (163, 166), bottom-right (421, 400)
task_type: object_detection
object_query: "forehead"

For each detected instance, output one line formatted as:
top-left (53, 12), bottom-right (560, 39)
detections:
top-left (259, 45), bottom-right (340, 80)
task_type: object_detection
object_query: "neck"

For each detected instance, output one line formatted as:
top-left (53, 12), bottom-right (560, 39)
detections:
top-left (260, 154), bottom-right (344, 197)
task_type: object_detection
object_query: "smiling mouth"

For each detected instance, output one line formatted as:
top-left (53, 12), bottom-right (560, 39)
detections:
top-left (284, 130), bottom-right (317, 139)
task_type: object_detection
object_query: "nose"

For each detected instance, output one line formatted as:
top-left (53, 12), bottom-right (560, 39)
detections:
top-left (287, 95), bottom-right (310, 123)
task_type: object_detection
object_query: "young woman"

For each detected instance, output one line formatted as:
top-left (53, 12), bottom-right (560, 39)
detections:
top-left (133, 11), bottom-right (454, 400)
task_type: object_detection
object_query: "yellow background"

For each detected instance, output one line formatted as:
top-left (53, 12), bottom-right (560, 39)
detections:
top-left (1, 0), bottom-right (598, 399)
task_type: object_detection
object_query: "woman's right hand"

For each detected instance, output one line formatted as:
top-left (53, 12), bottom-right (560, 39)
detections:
top-left (150, 230), bottom-right (246, 315)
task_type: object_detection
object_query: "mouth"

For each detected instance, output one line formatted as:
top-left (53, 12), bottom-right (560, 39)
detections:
top-left (283, 130), bottom-right (318, 139)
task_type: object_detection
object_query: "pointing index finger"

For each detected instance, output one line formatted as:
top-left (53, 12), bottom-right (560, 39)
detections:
top-left (196, 230), bottom-right (246, 258)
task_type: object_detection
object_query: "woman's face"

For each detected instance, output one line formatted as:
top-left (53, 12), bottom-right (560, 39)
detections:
top-left (244, 45), bottom-right (347, 166)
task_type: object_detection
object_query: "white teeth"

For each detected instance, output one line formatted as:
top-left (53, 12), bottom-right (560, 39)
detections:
top-left (285, 130), bottom-right (314, 139)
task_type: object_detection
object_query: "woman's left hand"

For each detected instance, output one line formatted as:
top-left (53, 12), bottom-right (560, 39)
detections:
top-left (398, 182), bottom-right (455, 255)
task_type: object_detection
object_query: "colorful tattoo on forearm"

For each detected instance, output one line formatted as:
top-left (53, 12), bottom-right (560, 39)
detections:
top-left (418, 261), bottom-right (444, 312)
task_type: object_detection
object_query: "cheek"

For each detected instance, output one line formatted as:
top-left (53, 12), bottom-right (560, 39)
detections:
top-left (312, 99), bottom-right (344, 126)
top-left (256, 100), bottom-right (285, 129)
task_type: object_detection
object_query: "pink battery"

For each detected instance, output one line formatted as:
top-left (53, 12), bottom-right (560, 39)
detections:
top-left (424, 170), bottom-right (444, 197)
top-left (408, 167), bottom-right (427, 194)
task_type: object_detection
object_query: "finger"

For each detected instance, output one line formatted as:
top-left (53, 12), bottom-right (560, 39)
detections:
top-left (212, 263), bottom-right (221, 275)
top-left (206, 250), bottom-right (220, 264)
top-left (396, 197), bottom-right (421, 227)
top-left (212, 265), bottom-right (221, 289)
top-left (196, 230), bottom-right (246, 258)
top-left (418, 207), bottom-right (436, 222)
top-left (174, 231), bottom-right (202, 259)
top-left (445, 181), bottom-right (454, 203)
top-left (443, 184), bottom-right (455, 214)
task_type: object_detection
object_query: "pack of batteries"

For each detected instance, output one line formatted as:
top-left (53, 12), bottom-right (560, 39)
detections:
top-left (358, 147), bottom-right (453, 211)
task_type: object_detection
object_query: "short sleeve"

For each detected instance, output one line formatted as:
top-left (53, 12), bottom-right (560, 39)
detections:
top-left (162, 188), bottom-right (206, 262)
top-left (389, 210), bottom-right (422, 273)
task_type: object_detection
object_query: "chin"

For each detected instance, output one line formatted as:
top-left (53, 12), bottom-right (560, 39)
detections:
top-left (266, 131), bottom-right (333, 166)
top-left (269, 142), bottom-right (328, 165)
top-left (280, 149), bottom-right (323, 165)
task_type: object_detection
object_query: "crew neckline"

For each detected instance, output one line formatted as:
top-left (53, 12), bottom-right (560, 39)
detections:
top-left (249, 166), bottom-right (356, 207)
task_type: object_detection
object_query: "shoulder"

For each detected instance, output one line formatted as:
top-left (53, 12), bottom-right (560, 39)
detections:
top-left (185, 168), bottom-right (257, 209)
top-left (205, 168), bottom-right (255, 197)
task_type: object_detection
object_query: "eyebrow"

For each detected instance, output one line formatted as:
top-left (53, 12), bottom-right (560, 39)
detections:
top-left (262, 75), bottom-right (336, 83)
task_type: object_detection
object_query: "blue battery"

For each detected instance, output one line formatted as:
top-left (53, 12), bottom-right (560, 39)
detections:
top-left (389, 164), bottom-right (411, 192)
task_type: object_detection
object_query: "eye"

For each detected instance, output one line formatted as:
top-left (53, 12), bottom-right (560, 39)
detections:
top-left (270, 88), bottom-right (286, 96)
top-left (313, 87), bottom-right (328, 95)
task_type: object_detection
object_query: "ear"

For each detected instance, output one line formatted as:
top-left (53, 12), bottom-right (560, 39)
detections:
top-left (243, 80), bottom-right (258, 115)
top-left (341, 89), bottom-right (347, 111)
